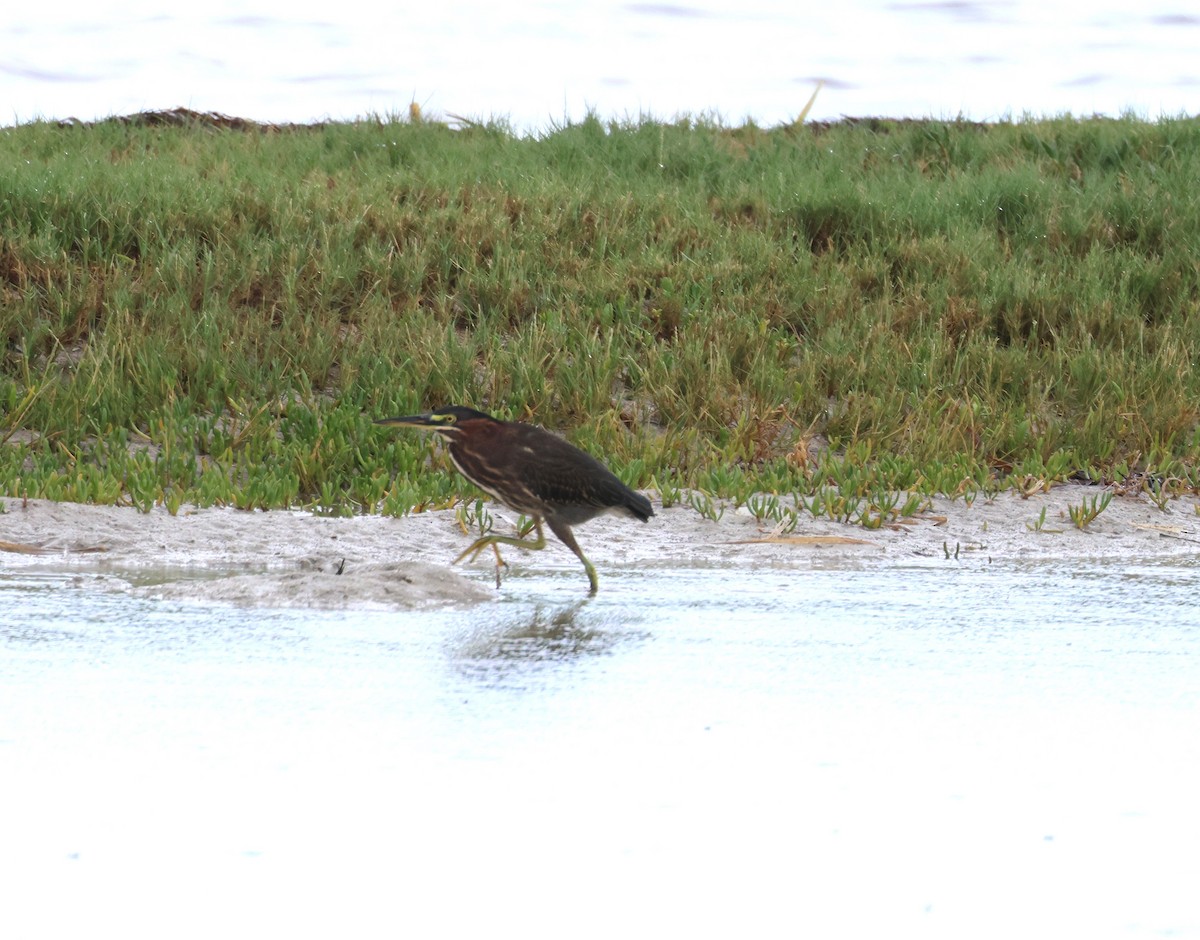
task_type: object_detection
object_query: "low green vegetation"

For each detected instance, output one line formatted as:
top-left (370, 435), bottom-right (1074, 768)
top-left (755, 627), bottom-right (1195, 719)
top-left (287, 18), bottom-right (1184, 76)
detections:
top-left (1068, 491), bottom-right (1114, 530)
top-left (1027, 505), bottom-right (1064, 534)
top-left (2, 110), bottom-right (1200, 520)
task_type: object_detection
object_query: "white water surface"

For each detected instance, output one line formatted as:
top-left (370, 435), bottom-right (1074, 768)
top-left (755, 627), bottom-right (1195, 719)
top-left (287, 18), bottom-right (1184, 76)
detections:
top-left (3, 1), bottom-right (1198, 129)
top-left (3, 559), bottom-right (1199, 938)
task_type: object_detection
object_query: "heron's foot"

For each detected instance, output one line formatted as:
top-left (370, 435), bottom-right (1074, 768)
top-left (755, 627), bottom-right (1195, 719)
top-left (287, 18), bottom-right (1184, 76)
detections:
top-left (453, 520), bottom-right (548, 577)
top-left (454, 535), bottom-right (537, 566)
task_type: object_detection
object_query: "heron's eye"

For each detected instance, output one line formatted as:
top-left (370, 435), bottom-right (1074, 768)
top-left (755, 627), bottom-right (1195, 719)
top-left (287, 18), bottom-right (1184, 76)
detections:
top-left (434, 413), bottom-right (456, 425)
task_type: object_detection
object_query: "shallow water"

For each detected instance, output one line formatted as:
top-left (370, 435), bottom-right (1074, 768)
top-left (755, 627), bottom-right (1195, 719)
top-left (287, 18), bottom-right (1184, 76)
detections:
top-left (2, 559), bottom-right (1198, 937)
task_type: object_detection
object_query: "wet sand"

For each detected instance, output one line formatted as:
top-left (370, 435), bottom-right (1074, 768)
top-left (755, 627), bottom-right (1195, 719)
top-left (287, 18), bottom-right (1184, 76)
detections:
top-left (2, 486), bottom-right (1198, 608)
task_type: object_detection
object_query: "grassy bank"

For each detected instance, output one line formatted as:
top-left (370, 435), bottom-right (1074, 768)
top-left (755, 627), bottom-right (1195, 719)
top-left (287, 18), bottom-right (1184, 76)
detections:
top-left (2, 111), bottom-right (1200, 523)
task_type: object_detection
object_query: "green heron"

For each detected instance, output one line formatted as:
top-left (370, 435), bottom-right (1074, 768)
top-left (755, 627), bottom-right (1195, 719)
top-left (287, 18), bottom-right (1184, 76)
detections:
top-left (375, 405), bottom-right (654, 594)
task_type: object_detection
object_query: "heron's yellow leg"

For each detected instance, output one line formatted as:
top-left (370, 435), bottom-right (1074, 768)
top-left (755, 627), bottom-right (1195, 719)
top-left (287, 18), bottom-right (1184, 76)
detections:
top-left (455, 518), bottom-right (599, 594)
top-left (454, 518), bottom-right (547, 565)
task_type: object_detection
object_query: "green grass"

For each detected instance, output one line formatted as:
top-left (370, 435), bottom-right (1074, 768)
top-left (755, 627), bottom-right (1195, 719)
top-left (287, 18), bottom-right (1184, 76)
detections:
top-left (3, 110), bottom-right (1200, 517)
top-left (1068, 491), bottom-right (1114, 529)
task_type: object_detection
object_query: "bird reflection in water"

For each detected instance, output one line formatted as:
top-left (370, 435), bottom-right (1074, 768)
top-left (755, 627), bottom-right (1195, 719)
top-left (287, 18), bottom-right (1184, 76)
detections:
top-left (454, 600), bottom-right (643, 672)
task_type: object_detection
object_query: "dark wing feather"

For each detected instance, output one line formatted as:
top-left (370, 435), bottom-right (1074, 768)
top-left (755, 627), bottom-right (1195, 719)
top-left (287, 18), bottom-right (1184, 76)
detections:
top-left (508, 424), bottom-right (653, 525)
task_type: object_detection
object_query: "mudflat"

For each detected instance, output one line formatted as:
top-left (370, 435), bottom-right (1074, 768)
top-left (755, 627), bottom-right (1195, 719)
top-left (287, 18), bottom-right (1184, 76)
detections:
top-left (3, 487), bottom-right (1198, 609)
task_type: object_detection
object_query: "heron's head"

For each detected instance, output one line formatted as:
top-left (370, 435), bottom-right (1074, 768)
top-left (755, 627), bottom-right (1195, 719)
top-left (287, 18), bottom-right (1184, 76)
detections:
top-left (374, 405), bottom-right (498, 438)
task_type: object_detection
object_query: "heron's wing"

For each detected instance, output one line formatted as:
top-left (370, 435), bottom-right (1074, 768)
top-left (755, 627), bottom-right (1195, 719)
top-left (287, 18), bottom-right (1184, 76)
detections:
top-left (506, 426), bottom-right (636, 514)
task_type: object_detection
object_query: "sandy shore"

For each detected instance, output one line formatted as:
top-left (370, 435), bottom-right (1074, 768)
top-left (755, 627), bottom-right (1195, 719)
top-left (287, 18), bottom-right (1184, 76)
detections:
top-left (3, 486), bottom-right (1198, 608)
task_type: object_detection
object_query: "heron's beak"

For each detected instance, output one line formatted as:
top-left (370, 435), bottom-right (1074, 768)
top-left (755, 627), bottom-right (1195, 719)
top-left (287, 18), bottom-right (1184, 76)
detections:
top-left (374, 414), bottom-right (436, 428)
